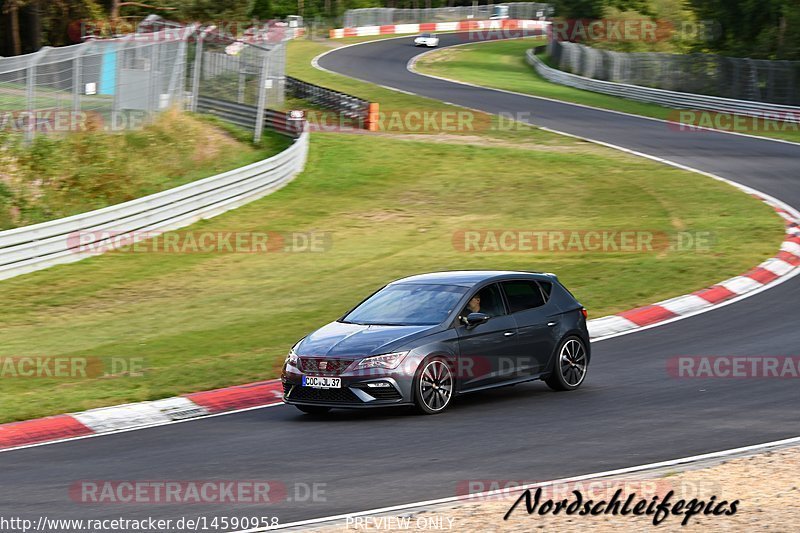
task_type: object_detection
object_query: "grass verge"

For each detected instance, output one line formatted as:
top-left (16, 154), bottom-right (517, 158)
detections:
top-left (287, 38), bottom-right (587, 142)
top-left (0, 131), bottom-right (783, 423)
top-left (0, 110), bottom-right (292, 229)
top-left (287, 38), bottom-right (505, 133)
top-left (413, 37), bottom-right (800, 144)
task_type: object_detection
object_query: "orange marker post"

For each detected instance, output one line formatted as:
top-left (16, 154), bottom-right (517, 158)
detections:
top-left (367, 102), bottom-right (380, 131)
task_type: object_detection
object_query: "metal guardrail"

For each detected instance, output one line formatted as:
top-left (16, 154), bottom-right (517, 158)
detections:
top-left (196, 96), bottom-right (303, 137)
top-left (0, 127), bottom-right (309, 282)
top-left (526, 47), bottom-right (800, 123)
top-left (286, 76), bottom-right (370, 124)
top-left (199, 76), bottom-right (372, 129)
top-left (548, 39), bottom-right (800, 106)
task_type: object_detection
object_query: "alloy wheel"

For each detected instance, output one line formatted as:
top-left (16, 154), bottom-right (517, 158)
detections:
top-left (419, 360), bottom-right (453, 412)
top-left (559, 339), bottom-right (587, 387)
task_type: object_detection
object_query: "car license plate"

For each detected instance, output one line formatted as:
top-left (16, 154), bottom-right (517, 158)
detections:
top-left (302, 376), bottom-right (342, 389)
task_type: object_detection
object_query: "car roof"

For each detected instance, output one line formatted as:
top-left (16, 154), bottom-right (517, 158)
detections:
top-left (389, 270), bottom-right (555, 287)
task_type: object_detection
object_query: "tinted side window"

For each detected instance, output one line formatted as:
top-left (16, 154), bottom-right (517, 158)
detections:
top-left (540, 281), bottom-right (552, 301)
top-left (461, 284), bottom-right (507, 318)
top-left (502, 281), bottom-right (546, 313)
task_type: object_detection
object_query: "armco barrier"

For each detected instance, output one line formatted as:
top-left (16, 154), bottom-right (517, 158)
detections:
top-left (197, 97), bottom-right (304, 137)
top-left (0, 126), bottom-right (309, 282)
top-left (526, 47), bottom-right (800, 123)
top-left (201, 78), bottom-right (373, 131)
top-left (330, 19), bottom-right (547, 39)
top-left (548, 39), bottom-right (800, 106)
top-left (286, 76), bottom-right (370, 125)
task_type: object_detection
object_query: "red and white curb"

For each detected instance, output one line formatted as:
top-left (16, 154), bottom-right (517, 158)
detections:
top-left (0, 381), bottom-right (283, 452)
top-left (329, 19), bottom-right (547, 39)
top-left (588, 196), bottom-right (800, 338)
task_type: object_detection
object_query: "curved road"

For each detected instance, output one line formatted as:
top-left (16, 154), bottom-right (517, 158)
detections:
top-left (1, 33), bottom-right (799, 530)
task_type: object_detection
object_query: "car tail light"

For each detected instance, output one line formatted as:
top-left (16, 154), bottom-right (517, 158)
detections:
top-left (581, 308), bottom-right (588, 319)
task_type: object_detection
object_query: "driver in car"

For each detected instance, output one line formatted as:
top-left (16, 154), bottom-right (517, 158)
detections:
top-left (467, 294), bottom-right (483, 314)
top-left (461, 291), bottom-right (491, 325)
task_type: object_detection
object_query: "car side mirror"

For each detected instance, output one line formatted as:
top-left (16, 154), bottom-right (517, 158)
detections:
top-left (465, 312), bottom-right (490, 328)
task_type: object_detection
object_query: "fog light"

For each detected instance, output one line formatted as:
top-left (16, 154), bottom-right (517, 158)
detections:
top-left (366, 382), bottom-right (391, 388)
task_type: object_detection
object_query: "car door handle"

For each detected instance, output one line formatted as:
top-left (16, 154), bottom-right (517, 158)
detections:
top-left (547, 322), bottom-right (558, 327)
top-left (503, 331), bottom-right (516, 337)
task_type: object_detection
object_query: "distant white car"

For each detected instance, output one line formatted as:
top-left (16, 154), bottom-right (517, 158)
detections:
top-left (414, 33), bottom-right (439, 47)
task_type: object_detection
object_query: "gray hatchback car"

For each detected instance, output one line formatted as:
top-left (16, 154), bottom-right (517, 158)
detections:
top-left (281, 271), bottom-right (590, 415)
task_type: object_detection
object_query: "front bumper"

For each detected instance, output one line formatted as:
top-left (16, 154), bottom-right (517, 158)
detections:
top-left (281, 365), bottom-right (413, 408)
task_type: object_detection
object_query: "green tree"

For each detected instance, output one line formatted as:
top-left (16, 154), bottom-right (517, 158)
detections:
top-left (779, 1), bottom-right (800, 59)
top-left (1, 0), bottom-right (29, 55)
top-left (552, 0), bottom-right (607, 19)
top-left (250, 0), bottom-right (274, 19)
top-left (42, 0), bottom-right (105, 46)
top-left (688, 0), bottom-right (799, 59)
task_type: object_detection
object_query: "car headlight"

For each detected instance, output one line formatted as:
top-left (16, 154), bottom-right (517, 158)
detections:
top-left (353, 351), bottom-right (409, 371)
top-left (285, 347), bottom-right (300, 368)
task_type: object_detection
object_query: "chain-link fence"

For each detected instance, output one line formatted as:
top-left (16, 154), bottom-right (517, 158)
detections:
top-left (0, 19), bottom-right (289, 142)
top-left (549, 39), bottom-right (800, 106)
top-left (0, 26), bottom-right (195, 141)
top-left (188, 24), bottom-right (286, 141)
top-left (343, 3), bottom-right (552, 27)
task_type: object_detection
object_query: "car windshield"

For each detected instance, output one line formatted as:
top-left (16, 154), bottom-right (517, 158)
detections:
top-left (342, 283), bottom-right (468, 326)
top-left (419, 33), bottom-right (432, 38)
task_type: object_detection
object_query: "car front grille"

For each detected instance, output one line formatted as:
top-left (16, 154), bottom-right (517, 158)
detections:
top-left (352, 384), bottom-right (403, 401)
top-left (287, 385), bottom-right (362, 404)
top-left (299, 357), bottom-right (353, 375)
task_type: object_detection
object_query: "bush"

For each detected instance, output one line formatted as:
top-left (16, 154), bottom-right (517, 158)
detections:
top-left (0, 110), bottom-right (275, 230)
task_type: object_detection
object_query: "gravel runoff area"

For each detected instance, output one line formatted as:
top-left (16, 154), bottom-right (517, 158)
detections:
top-left (311, 443), bottom-right (800, 532)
